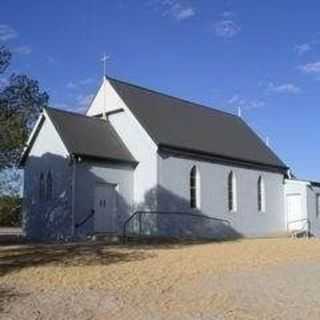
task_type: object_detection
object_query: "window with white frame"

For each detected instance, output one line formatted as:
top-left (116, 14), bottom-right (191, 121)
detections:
top-left (316, 194), bottom-right (320, 218)
top-left (190, 166), bottom-right (200, 209)
top-left (228, 171), bottom-right (237, 211)
top-left (258, 176), bottom-right (265, 212)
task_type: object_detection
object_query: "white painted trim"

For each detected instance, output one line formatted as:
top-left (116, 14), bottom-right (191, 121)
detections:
top-left (285, 179), bottom-right (311, 186)
top-left (190, 165), bottom-right (201, 209)
top-left (228, 171), bottom-right (238, 213)
top-left (19, 112), bottom-right (45, 164)
top-left (233, 172), bottom-right (238, 212)
top-left (197, 167), bottom-right (201, 209)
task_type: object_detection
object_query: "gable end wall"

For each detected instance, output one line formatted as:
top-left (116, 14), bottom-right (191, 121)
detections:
top-left (86, 79), bottom-right (158, 208)
top-left (23, 116), bottom-right (73, 240)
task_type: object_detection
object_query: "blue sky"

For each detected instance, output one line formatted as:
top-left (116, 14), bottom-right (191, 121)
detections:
top-left (1, 0), bottom-right (320, 180)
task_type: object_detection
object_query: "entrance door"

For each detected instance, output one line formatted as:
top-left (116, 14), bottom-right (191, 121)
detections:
top-left (287, 194), bottom-right (303, 231)
top-left (94, 183), bottom-right (116, 233)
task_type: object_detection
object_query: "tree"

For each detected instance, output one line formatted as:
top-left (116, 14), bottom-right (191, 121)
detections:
top-left (0, 46), bottom-right (49, 225)
top-left (0, 46), bottom-right (11, 74)
top-left (0, 195), bottom-right (22, 227)
top-left (0, 46), bottom-right (49, 170)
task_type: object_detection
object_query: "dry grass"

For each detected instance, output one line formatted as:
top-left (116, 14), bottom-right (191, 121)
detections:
top-left (1, 238), bottom-right (320, 319)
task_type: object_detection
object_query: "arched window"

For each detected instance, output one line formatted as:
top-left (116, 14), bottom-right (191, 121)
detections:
top-left (39, 173), bottom-right (45, 201)
top-left (228, 171), bottom-right (237, 211)
top-left (190, 166), bottom-right (200, 209)
top-left (47, 171), bottom-right (53, 201)
top-left (258, 176), bottom-right (265, 212)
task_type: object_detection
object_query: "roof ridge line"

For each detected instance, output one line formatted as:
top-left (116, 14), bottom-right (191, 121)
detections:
top-left (106, 76), bottom-right (239, 119)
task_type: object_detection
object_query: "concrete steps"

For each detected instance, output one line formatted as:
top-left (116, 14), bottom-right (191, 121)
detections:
top-left (0, 227), bottom-right (23, 244)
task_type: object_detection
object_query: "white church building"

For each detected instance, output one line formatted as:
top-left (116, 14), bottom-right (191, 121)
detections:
top-left (20, 76), bottom-right (320, 240)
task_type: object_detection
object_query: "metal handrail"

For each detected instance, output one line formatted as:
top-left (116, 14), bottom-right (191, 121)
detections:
top-left (287, 218), bottom-right (310, 229)
top-left (287, 218), bottom-right (311, 237)
top-left (75, 209), bottom-right (95, 229)
top-left (123, 210), bottom-right (231, 240)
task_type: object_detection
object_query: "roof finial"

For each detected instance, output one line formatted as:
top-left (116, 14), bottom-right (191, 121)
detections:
top-left (266, 136), bottom-right (270, 147)
top-left (101, 53), bottom-right (110, 79)
top-left (101, 53), bottom-right (110, 117)
top-left (237, 106), bottom-right (242, 118)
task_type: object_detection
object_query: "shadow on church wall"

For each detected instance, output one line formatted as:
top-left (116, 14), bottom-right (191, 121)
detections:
top-left (130, 185), bottom-right (242, 241)
top-left (23, 153), bottom-right (241, 242)
top-left (73, 160), bottom-right (134, 239)
top-left (23, 153), bottom-right (73, 241)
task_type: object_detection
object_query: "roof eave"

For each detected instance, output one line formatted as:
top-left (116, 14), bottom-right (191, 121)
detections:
top-left (18, 113), bottom-right (45, 168)
top-left (158, 144), bottom-right (288, 174)
top-left (73, 153), bottom-right (138, 167)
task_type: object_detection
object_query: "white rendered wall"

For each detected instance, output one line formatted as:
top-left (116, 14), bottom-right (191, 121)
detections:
top-left (157, 153), bottom-right (286, 237)
top-left (108, 112), bottom-right (157, 206)
top-left (87, 80), bottom-right (128, 116)
top-left (23, 116), bottom-right (72, 240)
top-left (284, 179), bottom-right (320, 236)
top-left (28, 116), bottom-right (69, 158)
top-left (75, 161), bottom-right (134, 236)
top-left (24, 116), bottom-right (70, 206)
top-left (306, 185), bottom-right (320, 236)
top-left (284, 180), bottom-right (308, 231)
top-left (86, 79), bottom-right (158, 207)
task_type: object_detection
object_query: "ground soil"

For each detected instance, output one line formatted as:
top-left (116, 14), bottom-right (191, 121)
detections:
top-left (1, 238), bottom-right (320, 319)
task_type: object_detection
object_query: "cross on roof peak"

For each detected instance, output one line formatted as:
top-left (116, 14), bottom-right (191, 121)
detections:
top-left (101, 53), bottom-right (110, 78)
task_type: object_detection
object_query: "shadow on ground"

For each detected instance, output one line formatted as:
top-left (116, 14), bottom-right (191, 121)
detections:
top-left (0, 237), bottom-right (242, 278)
top-left (122, 237), bottom-right (241, 250)
top-left (0, 241), bottom-right (156, 277)
top-left (0, 286), bottom-right (28, 314)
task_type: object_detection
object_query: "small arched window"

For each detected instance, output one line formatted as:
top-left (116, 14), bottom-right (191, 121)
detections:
top-left (39, 173), bottom-right (45, 201)
top-left (228, 171), bottom-right (237, 211)
top-left (258, 176), bottom-right (265, 212)
top-left (47, 171), bottom-right (53, 201)
top-left (190, 166), bottom-right (200, 209)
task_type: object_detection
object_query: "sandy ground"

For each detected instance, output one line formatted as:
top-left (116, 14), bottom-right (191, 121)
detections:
top-left (1, 238), bottom-right (320, 319)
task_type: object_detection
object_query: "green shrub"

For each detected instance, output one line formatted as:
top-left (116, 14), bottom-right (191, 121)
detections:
top-left (0, 196), bottom-right (22, 227)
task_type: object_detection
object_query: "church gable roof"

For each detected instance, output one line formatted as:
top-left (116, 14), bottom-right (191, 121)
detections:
top-left (108, 77), bottom-right (287, 170)
top-left (45, 108), bottom-right (136, 164)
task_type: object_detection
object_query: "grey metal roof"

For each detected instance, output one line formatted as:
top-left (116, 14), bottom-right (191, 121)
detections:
top-left (108, 77), bottom-right (287, 170)
top-left (46, 108), bottom-right (136, 164)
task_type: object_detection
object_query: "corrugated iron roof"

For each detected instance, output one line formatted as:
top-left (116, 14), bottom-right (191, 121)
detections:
top-left (46, 107), bottom-right (136, 164)
top-left (108, 77), bottom-right (287, 170)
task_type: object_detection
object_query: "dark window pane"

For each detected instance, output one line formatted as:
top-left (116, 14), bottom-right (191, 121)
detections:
top-left (39, 173), bottom-right (45, 201)
top-left (47, 172), bottom-right (53, 201)
top-left (228, 172), bottom-right (234, 211)
top-left (190, 166), bottom-right (197, 208)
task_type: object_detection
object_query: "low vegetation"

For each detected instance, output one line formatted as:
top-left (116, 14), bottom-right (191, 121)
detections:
top-left (0, 196), bottom-right (21, 227)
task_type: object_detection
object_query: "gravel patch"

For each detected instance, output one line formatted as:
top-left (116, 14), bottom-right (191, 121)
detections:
top-left (1, 239), bottom-right (320, 319)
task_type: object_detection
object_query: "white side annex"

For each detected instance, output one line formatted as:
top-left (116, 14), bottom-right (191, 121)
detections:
top-left (21, 76), bottom-right (320, 241)
top-left (284, 179), bottom-right (320, 237)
